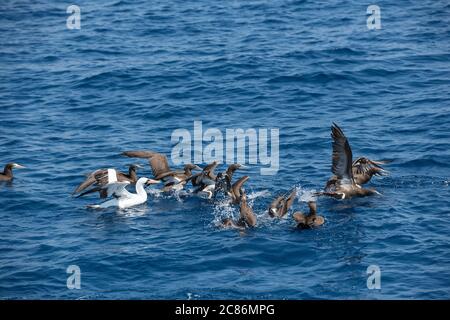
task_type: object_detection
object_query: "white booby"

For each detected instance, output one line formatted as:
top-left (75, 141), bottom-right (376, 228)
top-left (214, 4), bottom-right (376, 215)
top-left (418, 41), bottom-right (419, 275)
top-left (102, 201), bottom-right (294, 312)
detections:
top-left (87, 169), bottom-right (160, 209)
top-left (73, 164), bottom-right (143, 198)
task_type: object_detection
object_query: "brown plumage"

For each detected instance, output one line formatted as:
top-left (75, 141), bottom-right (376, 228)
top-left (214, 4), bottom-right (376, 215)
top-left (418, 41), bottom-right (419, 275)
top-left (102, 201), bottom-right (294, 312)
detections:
top-left (268, 189), bottom-right (296, 218)
top-left (122, 150), bottom-right (201, 191)
top-left (183, 161), bottom-right (219, 196)
top-left (325, 157), bottom-right (389, 189)
top-left (229, 175), bottom-right (249, 204)
top-left (214, 163), bottom-right (246, 199)
top-left (0, 163), bottom-right (25, 182)
top-left (293, 201), bottom-right (325, 229)
top-left (238, 192), bottom-right (257, 227)
top-left (73, 164), bottom-right (141, 198)
top-left (318, 123), bottom-right (381, 199)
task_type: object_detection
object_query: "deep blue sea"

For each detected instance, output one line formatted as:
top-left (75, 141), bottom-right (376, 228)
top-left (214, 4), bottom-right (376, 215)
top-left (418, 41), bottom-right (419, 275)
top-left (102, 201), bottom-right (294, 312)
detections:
top-left (1, 0), bottom-right (449, 299)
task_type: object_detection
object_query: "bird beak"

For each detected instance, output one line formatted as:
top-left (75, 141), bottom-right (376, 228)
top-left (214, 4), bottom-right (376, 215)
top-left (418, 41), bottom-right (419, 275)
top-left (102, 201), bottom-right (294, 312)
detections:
top-left (146, 179), bottom-right (161, 185)
top-left (239, 165), bottom-right (248, 169)
top-left (135, 164), bottom-right (144, 169)
top-left (14, 164), bottom-right (26, 169)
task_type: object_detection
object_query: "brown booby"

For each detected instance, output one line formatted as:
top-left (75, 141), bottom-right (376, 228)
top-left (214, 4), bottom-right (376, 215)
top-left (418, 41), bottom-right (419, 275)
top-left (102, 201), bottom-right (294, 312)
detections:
top-left (221, 191), bottom-right (257, 229)
top-left (229, 175), bottom-right (250, 204)
top-left (213, 164), bottom-right (246, 199)
top-left (73, 164), bottom-right (142, 198)
top-left (122, 150), bottom-right (202, 191)
top-left (318, 123), bottom-right (381, 199)
top-left (268, 189), bottom-right (297, 218)
top-left (183, 161), bottom-right (219, 198)
top-left (0, 163), bottom-right (25, 182)
top-left (293, 201), bottom-right (324, 229)
top-left (238, 192), bottom-right (257, 227)
top-left (325, 157), bottom-right (389, 190)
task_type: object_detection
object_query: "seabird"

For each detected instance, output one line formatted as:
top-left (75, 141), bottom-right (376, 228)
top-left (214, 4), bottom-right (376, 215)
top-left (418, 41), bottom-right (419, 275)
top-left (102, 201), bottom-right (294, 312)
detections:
top-left (73, 164), bottom-right (143, 198)
top-left (221, 191), bottom-right (257, 229)
top-left (325, 157), bottom-right (389, 190)
top-left (318, 123), bottom-right (381, 199)
top-left (213, 164), bottom-right (246, 199)
top-left (184, 161), bottom-right (219, 198)
top-left (0, 163), bottom-right (25, 182)
top-left (87, 169), bottom-right (160, 209)
top-left (293, 201), bottom-right (324, 229)
top-left (122, 150), bottom-right (202, 191)
top-left (229, 175), bottom-right (250, 204)
top-left (238, 192), bottom-right (257, 227)
top-left (268, 189), bottom-right (296, 218)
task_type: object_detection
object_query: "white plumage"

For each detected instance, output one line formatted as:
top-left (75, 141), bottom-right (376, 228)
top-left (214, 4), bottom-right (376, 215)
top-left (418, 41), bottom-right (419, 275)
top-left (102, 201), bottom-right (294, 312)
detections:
top-left (87, 169), bottom-right (160, 209)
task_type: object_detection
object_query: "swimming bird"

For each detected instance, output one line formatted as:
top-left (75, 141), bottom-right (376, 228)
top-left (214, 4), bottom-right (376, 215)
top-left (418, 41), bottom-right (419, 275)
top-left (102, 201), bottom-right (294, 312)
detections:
top-left (293, 201), bottom-right (324, 229)
top-left (220, 191), bottom-right (257, 229)
top-left (238, 192), bottom-right (257, 227)
top-left (268, 189), bottom-right (297, 218)
top-left (0, 163), bottom-right (25, 182)
top-left (122, 150), bottom-right (201, 191)
top-left (184, 161), bottom-right (219, 198)
top-left (318, 123), bottom-right (381, 199)
top-left (87, 169), bottom-right (160, 209)
top-left (213, 164), bottom-right (246, 199)
top-left (229, 175), bottom-right (250, 204)
top-left (73, 164), bottom-right (142, 198)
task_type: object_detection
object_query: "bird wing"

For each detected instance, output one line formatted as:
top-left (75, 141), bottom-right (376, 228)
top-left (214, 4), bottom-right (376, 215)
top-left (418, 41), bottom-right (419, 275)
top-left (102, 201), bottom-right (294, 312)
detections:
top-left (122, 150), bottom-right (160, 159)
top-left (281, 189), bottom-right (297, 213)
top-left (73, 169), bottom-right (107, 194)
top-left (154, 170), bottom-right (184, 180)
top-left (122, 150), bottom-right (171, 178)
top-left (331, 123), bottom-right (353, 185)
top-left (148, 154), bottom-right (171, 178)
top-left (352, 157), bottom-right (388, 175)
top-left (270, 196), bottom-right (284, 209)
top-left (231, 176), bottom-right (249, 199)
top-left (106, 181), bottom-right (131, 199)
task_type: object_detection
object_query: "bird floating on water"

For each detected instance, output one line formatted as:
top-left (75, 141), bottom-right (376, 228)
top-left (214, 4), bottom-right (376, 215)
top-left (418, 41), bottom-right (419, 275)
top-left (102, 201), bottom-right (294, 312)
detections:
top-left (0, 163), bottom-right (25, 182)
top-left (73, 164), bottom-right (143, 198)
top-left (268, 188), bottom-right (297, 218)
top-left (122, 150), bottom-right (202, 192)
top-left (293, 201), bottom-right (324, 229)
top-left (184, 161), bottom-right (219, 198)
top-left (214, 163), bottom-right (246, 200)
top-left (317, 123), bottom-right (382, 199)
top-left (87, 169), bottom-right (160, 209)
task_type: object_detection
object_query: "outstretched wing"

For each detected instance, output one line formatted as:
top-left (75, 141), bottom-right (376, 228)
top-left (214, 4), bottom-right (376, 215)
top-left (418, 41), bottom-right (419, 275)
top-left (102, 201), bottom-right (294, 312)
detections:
top-left (231, 176), bottom-right (249, 199)
top-left (281, 189), bottom-right (297, 214)
top-left (122, 150), bottom-right (171, 178)
top-left (352, 157), bottom-right (389, 175)
top-left (73, 169), bottom-right (107, 194)
top-left (331, 123), bottom-right (353, 185)
top-left (106, 181), bottom-right (131, 199)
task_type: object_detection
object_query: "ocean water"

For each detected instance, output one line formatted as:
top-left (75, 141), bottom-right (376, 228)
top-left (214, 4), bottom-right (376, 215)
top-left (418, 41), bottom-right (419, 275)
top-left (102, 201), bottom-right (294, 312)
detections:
top-left (1, 0), bottom-right (449, 299)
